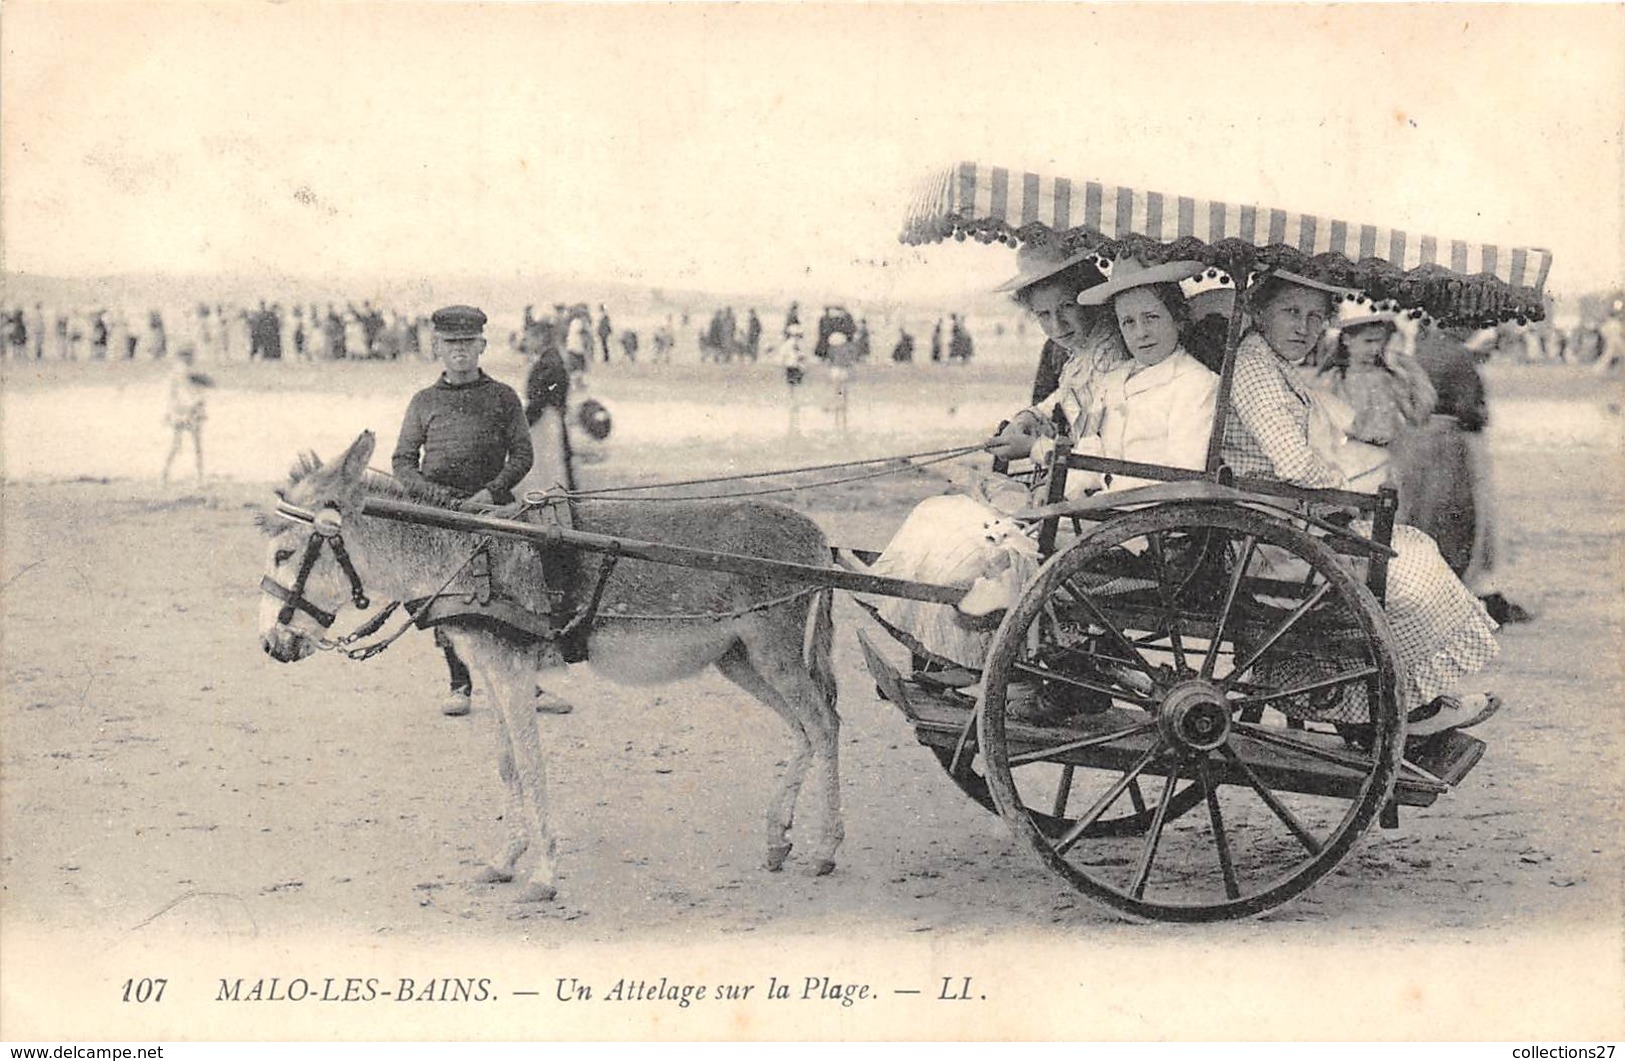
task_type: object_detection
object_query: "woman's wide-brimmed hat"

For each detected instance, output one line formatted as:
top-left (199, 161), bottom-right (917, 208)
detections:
top-left (1333, 293), bottom-right (1399, 331)
top-left (1076, 257), bottom-right (1205, 306)
top-left (995, 241), bottom-right (1104, 294)
top-left (1260, 268), bottom-right (1356, 297)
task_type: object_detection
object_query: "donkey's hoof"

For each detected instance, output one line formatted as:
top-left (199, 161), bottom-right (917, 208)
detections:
top-left (812, 859), bottom-right (837, 877)
top-left (475, 865), bottom-right (515, 884)
top-left (765, 843), bottom-right (793, 872)
top-left (516, 881), bottom-right (557, 903)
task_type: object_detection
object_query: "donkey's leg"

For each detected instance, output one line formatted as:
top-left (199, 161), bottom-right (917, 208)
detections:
top-left (740, 615), bottom-right (843, 876)
top-left (448, 629), bottom-right (528, 883)
top-left (453, 630), bottom-right (559, 902)
top-left (473, 701), bottom-right (526, 884)
top-left (714, 642), bottom-right (812, 872)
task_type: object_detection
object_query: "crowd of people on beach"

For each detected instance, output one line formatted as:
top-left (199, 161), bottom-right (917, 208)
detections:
top-left (0, 296), bottom-right (995, 373)
top-left (0, 301), bottom-right (438, 364)
top-left (10, 293), bottom-right (1616, 383)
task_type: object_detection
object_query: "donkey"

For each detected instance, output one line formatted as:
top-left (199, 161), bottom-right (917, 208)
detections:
top-left (258, 431), bottom-right (840, 902)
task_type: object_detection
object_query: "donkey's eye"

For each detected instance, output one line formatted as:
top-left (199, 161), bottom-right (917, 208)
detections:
top-left (274, 549), bottom-right (295, 565)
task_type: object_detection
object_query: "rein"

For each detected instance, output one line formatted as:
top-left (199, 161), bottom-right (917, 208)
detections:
top-left (525, 445), bottom-right (984, 504)
top-left (266, 447), bottom-right (963, 657)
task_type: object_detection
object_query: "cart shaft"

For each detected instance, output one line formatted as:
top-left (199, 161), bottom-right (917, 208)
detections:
top-left (359, 496), bottom-right (966, 606)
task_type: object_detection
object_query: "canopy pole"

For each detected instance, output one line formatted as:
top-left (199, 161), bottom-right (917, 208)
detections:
top-left (1203, 269), bottom-right (1252, 479)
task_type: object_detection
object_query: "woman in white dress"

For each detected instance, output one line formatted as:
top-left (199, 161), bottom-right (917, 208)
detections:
top-left (868, 257), bottom-right (1215, 673)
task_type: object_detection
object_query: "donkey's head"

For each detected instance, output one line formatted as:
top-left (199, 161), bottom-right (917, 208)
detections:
top-left (257, 431), bottom-right (375, 662)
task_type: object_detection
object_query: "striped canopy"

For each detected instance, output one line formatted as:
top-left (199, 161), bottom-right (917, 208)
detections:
top-left (901, 162), bottom-right (1552, 323)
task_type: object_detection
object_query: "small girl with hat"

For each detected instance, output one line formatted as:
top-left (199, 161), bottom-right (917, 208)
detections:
top-left (1315, 298), bottom-right (1437, 448)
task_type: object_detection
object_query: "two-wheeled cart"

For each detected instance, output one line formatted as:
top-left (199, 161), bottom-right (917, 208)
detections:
top-left (348, 163), bottom-right (1550, 921)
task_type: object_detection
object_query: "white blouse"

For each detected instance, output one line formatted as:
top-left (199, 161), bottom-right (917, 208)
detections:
top-left (1068, 348), bottom-right (1219, 494)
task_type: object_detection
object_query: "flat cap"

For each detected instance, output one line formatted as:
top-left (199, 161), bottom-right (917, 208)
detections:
top-left (431, 305), bottom-right (488, 339)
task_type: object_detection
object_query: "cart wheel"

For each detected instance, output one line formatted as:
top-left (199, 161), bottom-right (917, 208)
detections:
top-left (978, 502), bottom-right (1404, 922)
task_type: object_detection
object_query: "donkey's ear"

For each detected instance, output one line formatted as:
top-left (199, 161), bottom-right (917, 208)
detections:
top-left (337, 431), bottom-right (376, 482)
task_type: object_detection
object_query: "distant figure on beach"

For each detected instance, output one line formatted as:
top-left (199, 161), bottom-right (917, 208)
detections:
top-left (90, 311), bottom-right (109, 359)
top-left (1595, 311), bottom-right (1624, 375)
top-left (566, 308), bottom-right (592, 375)
top-left (948, 314), bottom-right (974, 362)
top-left (596, 305), bottom-right (614, 363)
top-left (652, 316), bottom-right (676, 363)
top-left (5, 309), bottom-right (26, 359)
top-left (777, 322), bottom-right (808, 436)
top-left (147, 310), bottom-right (167, 359)
top-left (161, 344), bottom-right (212, 485)
top-left (892, 326), bottom-right (916, 363)
top-left (745, 309), bottom-right (762, 361)
top-left (28, 303), bottom-right (46, 360)
top-left (827, 331), bottom-right (855, 434)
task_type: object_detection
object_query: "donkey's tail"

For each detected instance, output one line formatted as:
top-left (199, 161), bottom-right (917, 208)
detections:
top-left (803, 587), bottom-right (838, 716)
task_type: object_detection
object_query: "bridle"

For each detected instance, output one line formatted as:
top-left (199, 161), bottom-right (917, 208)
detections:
top-left (260, 497), bottom-right (491, 662)
top-left (261, 501), bottom-right (369, 629)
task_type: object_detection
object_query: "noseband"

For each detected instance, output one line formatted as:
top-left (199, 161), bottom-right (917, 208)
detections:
top-left (261, 501), bottom-right (369, 628)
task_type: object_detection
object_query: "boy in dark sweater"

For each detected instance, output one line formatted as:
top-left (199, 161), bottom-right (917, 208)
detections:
top-left (393, 305), bottom-right (533, 506)
top-left (392, 305), bottom-right (538, 716)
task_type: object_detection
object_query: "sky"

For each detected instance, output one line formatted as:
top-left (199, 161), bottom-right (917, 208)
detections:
top-left (2, 3), bottom-right (1622, 306)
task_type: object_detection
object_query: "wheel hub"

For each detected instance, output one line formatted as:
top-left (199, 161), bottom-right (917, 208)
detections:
top-left (1158, 679), bottom-right (1232, 752)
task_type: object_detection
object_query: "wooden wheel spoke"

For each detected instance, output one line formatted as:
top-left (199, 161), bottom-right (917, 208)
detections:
top-left (1201, 533), bottom-right (1257, 680)
top-left (1011, 659), bottom-right (1160, 709)
top-left (1130, 758), bottom-right (1185, 899)
top-left (1197, 756), bottom-right (1240, 900)
top-left (1051, 640), bottom-right (1159, 676)
top-left (1230, 580), bottom-right (1334, 681)
top-left (1232, 722), bottom-right (1380, 774)
top-left (1218, 744), bottom-right (1323, 855)
top-left (1042, 600), bottom-right (1076, 641)
top-left (1009, 720), bottom-right (1159, 766)
top-left (1146, 532), bottom-right (1190, 674)
top-left (1051, 764), bottom-right (1075, 818)
top-left (1231, 665), bottom-right (1379, 707)
top-left (1056, 578), bottom-right (1160, 677)
top-left (1054, 740), bottom-right (1167, 856)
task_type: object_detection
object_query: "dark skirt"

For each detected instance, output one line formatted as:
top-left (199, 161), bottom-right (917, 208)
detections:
top-left (1391, 415), bottom-right (1476, 577)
